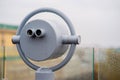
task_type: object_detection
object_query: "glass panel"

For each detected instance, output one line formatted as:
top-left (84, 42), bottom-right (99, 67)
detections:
top-left (55, 47), bottom-right (94, 80)
top-left (98, 48), bottom-right (120, 80)
top-left (5, 46), bottom-right (34, 80)
top-left (5, 46), bottom-right (94, 80)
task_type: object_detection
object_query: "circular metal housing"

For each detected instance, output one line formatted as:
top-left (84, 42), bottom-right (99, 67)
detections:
top-left (12, 8), bottom-right (80, 71)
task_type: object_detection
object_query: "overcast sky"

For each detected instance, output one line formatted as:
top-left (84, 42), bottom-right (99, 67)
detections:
top-left (0, 0), bottom-right (120, 48)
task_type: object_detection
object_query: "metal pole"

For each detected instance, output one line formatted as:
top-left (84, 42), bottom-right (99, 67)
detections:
top-left (92, 48), bottom-right (95, 80)
top-left (2, 46), bottom-right (5, 79)
top-left (1, 32), bottom-right (5, 80)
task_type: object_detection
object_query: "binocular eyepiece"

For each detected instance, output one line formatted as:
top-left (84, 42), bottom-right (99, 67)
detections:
top-left (12, 19), bottom-right (80, 61)
top-left (27, 28), bottom-right (45, 38)
top-left (11, 8), bottom-right (81, 74)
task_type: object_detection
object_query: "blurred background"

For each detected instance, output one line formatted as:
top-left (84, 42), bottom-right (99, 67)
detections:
top-left (0, 0), bottom-right (120, 80)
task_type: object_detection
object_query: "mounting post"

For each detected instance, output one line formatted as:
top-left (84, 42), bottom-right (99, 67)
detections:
top-left (36, 68), bottom-right (54, 80)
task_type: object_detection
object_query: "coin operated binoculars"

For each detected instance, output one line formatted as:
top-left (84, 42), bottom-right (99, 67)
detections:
top-left (12, 8), bottom-right (80, 80)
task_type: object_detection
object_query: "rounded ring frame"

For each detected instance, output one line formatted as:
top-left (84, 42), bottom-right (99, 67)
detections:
top-left (16, 8), bottom-right (76, 71)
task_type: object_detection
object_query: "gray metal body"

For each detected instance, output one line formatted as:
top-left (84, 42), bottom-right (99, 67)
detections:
top-left (12, 8), bottom-right (80, 80)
